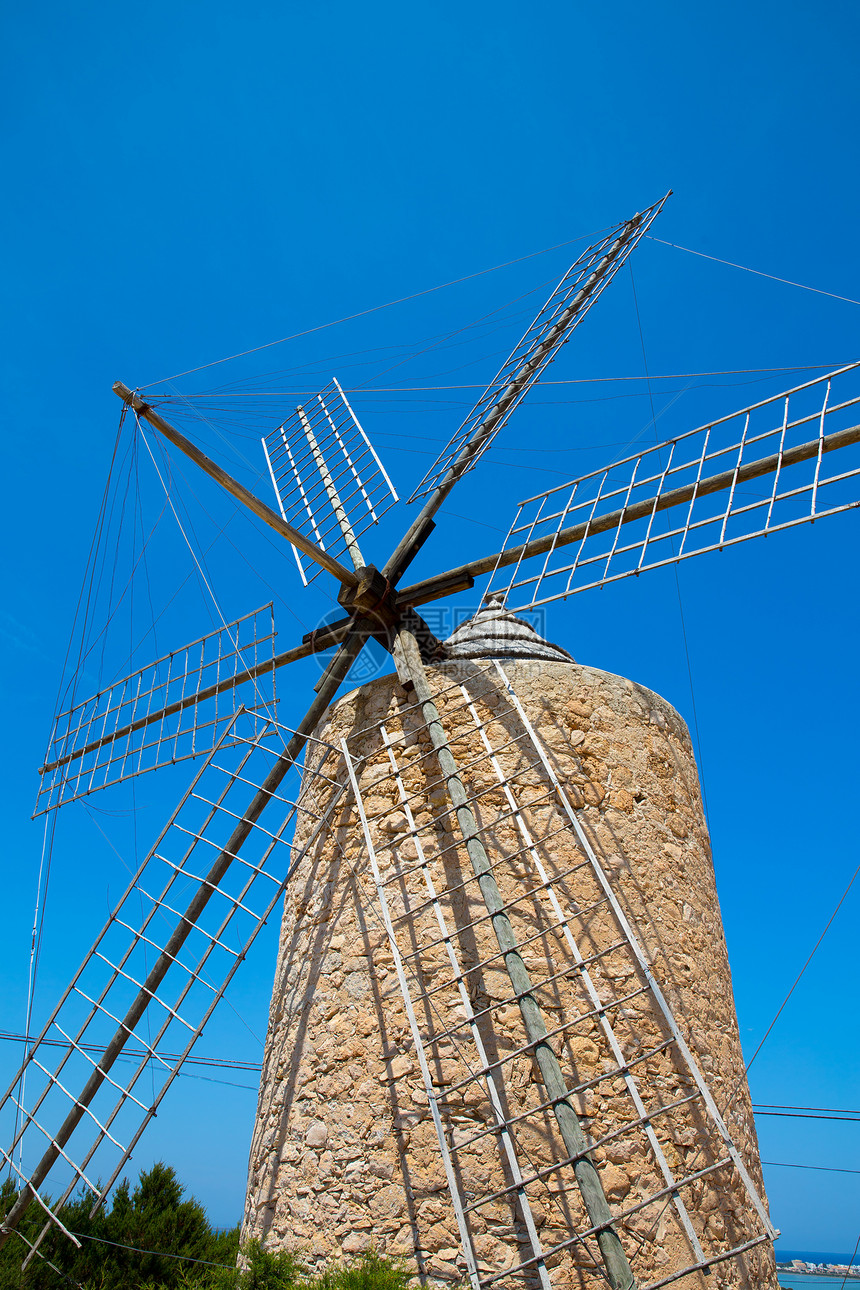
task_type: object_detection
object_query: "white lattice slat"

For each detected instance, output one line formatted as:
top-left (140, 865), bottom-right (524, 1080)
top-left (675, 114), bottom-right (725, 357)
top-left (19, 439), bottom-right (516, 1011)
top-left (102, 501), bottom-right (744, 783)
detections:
top-left (483, 364), bottom-right (860, 611)
top-left (262, 380), bottom-right (399, 584)
top-left (36, 605), bottom-right (278, 815)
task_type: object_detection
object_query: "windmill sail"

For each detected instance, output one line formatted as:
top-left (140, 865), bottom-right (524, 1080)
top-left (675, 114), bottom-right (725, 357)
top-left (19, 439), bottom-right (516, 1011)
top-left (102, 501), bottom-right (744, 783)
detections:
top-left (262, 379), bottom-right (399, 585)
top-left (481, 363), bottom-right (860, 610)
top-left (326, 662), bottom-right (774, 1289)
top-left (36, 604), bottom-right (278, 815)
top-left (406, 197), bottom-right (669, 506)
top-left (2, 712), bottom-right (344, 1264)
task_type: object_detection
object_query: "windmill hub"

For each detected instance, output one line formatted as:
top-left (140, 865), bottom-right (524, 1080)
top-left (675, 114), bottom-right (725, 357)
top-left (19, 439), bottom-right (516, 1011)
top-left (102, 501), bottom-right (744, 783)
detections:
top-left (337, 564), bottom-right (392, 616)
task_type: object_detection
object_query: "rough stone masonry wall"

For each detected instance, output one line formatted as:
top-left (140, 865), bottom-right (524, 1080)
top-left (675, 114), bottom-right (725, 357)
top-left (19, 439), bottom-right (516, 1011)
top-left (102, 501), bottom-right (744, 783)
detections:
top-left (242, 660), bottom-right (777, 1290)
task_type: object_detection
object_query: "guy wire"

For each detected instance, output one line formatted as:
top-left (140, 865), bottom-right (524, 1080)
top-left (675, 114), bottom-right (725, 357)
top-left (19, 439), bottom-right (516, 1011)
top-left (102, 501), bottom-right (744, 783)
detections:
top-left (140, 225), bottom-right (613, 389)
top-left (629, 264), bottom-right (710, 825)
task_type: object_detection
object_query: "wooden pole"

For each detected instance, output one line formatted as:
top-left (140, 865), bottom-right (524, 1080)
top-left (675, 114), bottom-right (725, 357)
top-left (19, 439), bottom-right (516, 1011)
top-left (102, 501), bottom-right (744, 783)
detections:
top-left (394, 626), bottom-right (637, 1290)
top-left (37, 628), bottom-right (352, 778)
top-left (382, 210), bottom-right (653, 586)
top-left (112, 383), bottom-right (359, 588)
top-left (394, 419), bottom-right (860, 607)
top-left (297, 406), bottom-right (364, 569)
top-left (0, 625), bottom-right (370, 1248)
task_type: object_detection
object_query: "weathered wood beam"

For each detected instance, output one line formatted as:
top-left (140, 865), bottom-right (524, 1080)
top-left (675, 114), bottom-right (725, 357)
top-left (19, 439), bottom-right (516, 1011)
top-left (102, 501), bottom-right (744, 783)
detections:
top-left (113, 383), bottom-right (359, 588)
top-left (38, 627), bottom-right (354, 778)
top-left (395, 626), bottom-right (637, 1290)
top-left (0, 626), bottom-right (369, 1249)
top-left (396, 420), bottom-right (860, 606)
top-left (381, 208), bottom-right (655, 586)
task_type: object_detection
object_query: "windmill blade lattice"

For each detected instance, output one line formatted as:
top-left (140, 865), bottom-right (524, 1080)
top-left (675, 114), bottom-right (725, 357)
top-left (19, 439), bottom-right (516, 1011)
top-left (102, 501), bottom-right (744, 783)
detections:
top-left (262, 379), bottom-right (399, 584)
top-left (2, 711), bottom-right (344, 1264)
top-left (36, 604), bottom-right (278, 816)
top-left (406, 197), bottom-right (669, 506)
top-left (482, 363), bottom-right (860, 611)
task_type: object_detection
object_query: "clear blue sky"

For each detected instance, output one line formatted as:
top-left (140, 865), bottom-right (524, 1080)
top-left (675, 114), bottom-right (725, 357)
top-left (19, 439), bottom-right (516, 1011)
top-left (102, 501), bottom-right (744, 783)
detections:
top-left (2, 0), bottom-right (859, 1257)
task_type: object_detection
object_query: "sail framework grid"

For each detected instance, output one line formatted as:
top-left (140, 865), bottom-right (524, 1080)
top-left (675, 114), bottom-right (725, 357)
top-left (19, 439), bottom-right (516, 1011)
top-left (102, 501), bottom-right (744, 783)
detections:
top-left (36, 604), bottom-right (279, 815)
top-left (406, 196), bottom-right (669, 505)
top-left (323, 661), bottom-right (776, 1289)
top-left (3, 711), bottom-right (345, 1269)
top-left (6, 189), bottom-right (833, 1287)
top-left (483, 363), bottom-right (860, 611)
top-left (262, 379), bottom-right (399, 585)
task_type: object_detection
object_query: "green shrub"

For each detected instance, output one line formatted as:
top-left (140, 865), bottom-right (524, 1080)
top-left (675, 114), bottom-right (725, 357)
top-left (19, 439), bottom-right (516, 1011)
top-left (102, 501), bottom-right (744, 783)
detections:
top-left (214, 1239), bottom-right (304, 1290)
top-left (0, 1168), bottom-right (417, 1290)
top-left (0, 1164), bottom-right (239, 1289)
top-left (305, 1250), bottom-right (413, 1290)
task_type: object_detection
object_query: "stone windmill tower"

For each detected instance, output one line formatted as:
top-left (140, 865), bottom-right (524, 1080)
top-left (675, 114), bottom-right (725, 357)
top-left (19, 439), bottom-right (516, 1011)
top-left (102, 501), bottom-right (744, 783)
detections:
top-left (3, 193), bottom-right (859, 1289)
top-left (241, 602), bottom-right (777, 1290)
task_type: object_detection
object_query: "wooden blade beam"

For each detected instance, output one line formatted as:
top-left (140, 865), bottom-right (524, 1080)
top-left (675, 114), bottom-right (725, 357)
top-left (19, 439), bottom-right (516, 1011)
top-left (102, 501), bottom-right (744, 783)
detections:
top-left (113, 383), bottom-right (359, 589)
top-left (296, 404), bottom-right (364, 570)
top-left (383, 196), bottom-right (670, 586)
top-left (0, 622), bottom-right (370, 1250)
top-left (38, 625), bottom-right (354, 779)
top-left (393, 419), bottom-right (860, 608)
top-left (3, 198), bottom-right (685, 1259)
top-left (394, 626), bottom-right (637, 1290)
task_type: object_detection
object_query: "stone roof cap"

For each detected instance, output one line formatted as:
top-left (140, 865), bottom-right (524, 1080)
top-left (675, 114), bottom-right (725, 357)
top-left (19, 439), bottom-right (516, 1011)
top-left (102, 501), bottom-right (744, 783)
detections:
top-left (442, 595), bottom-right (574, 663)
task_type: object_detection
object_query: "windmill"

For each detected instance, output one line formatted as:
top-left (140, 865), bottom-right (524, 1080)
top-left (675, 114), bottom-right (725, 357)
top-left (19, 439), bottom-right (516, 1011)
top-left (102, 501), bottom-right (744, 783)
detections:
top-left (1, 191), bottom-right (859, 1289)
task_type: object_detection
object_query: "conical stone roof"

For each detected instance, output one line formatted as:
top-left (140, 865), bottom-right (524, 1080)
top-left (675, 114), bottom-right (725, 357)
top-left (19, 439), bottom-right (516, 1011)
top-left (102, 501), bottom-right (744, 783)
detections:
top-left (442, 595), bottom-right (574, 663)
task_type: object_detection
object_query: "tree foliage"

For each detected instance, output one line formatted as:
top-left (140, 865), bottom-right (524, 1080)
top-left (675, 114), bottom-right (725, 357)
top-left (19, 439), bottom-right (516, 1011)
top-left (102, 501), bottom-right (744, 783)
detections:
top-left (0, 1167), bottom-right (415, 1290)
top-left (0, 1163), bottom-right (234, 1289)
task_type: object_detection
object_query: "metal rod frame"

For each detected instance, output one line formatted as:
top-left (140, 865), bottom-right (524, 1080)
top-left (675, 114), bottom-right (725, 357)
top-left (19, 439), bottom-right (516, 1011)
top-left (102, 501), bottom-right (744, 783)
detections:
top-left (406, 196), bottom-right (670, 506)
top-left (456, 680), bottom-right (705, 1263)
top-left (261, 380), bottom-right (397, 584)
top-left (378, 724), bottom-right (558, 1290)
top-left (396, 410), bottom-right (860, 609)
top-left (333, 659), bottom-right (779, 1285)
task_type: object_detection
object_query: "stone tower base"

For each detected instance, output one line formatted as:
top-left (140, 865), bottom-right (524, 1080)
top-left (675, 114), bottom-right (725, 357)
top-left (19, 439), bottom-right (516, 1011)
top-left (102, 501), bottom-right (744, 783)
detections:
top-left (242, 658), bottom-right (777, 1289)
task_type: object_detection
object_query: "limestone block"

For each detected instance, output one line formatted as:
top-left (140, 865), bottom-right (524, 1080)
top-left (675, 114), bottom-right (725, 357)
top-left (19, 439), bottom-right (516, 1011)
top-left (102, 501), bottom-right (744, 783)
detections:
top-left (304, 1121), bottom-right (328, 1149)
